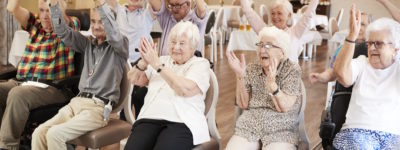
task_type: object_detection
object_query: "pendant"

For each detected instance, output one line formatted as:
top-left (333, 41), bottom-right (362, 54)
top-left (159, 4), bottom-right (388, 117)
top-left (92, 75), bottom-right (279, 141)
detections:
top-left (89, 69), bottom-right (94, 76)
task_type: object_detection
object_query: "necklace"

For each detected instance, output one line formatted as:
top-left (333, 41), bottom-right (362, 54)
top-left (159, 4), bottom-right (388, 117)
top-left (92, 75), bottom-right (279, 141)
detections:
top-left (88, 47), bottom-right (107, 76)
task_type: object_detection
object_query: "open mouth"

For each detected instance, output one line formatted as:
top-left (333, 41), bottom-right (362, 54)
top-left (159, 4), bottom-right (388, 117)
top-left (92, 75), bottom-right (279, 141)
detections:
top-left (261, 56), bottom-right (269, 60)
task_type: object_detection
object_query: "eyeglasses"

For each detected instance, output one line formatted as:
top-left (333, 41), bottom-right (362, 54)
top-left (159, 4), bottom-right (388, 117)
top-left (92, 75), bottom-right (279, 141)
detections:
top-left (167, 1), bottom-right (189, 9)
top-left (367, 41), bottom-right (392, 49)
top-left (255, 42), bottom-right (281, 50)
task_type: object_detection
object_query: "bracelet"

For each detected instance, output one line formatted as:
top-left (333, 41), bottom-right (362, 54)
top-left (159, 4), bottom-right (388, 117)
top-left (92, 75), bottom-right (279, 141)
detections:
top-left (135, 64), bottom-right (146, 71)
top-left (345, 38), bottom-right (356, 44)
top-left (157, 64), bottom-right (165, 73)
top-left (272, 87), bottom-right (280, 96)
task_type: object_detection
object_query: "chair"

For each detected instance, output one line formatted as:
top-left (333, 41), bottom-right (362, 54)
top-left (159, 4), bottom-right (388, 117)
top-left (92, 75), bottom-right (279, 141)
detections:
top-left (234, 82), bottom-right (309, 150)
top-left (193, 69), bottom-right (221, 150)
top-left (336, 8), bottom-right (344, 27)
top-left (259, 4), bottom-right (268, 25)
top-left (327, 18), bottom-right (339, 64)
top-left (204, 10), bottom-right (216, 62)
top-left (121, 68), bottom-right (221, 150)
top-left (67, 62), bottom-right (134, 149)
top-left (210, 9), bottom-right (224, 63)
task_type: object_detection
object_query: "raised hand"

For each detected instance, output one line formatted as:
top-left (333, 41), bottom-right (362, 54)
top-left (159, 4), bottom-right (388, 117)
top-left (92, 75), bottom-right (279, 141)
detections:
top-left (138, 37), bottom-right (160, 69)
top-left (94, 0), bottom-right (106, 8)
top-left (226, 51), bottom-right (246, 78)
top-left (265, 58), bottom-right (278, 93)
top-left (347, 4), bottom-right (362, 41)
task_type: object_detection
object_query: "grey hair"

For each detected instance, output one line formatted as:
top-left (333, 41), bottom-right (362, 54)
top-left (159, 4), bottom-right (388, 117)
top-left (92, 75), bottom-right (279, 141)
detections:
top-left (268, 0), bottom-right (293, 16)
top-left (258, 26), bottom-right (291, 58)
top-left (167, 21), bottom-right (200, 50)
top-left (366, 18), bottom-right (400, 50)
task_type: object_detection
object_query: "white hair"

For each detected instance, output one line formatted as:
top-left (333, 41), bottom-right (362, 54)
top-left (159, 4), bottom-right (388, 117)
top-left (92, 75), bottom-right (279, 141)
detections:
top-left (168, 21), bottom-right (200, 50)
top-left (268, 0), bottom-right (293, 16)
top-left (366, 18), bottom-right (400, 49)
top-left (258, 26), bottom-right (291, 58)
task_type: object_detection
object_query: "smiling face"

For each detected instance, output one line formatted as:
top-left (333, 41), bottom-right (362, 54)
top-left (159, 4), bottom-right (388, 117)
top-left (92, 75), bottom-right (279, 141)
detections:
top-left (270, 5), bottom-right (290, 29)
top-left (367, 30), bottom-right (397, 69)
top-left (168, 0), bottom-right (190, 21)
top-left (168, 34), bottom-right (195, 64)
top-left (38, 0), bottom-right (52, 32)
top-left (257, 36), bottom-right (285, 68)
top-left (90, 10), bottom-right (106, 40)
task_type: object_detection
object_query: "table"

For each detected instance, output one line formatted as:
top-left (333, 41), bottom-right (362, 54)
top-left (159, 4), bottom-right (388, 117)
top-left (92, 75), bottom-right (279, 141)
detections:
top-left (208, 5), bottom-right (241, 30)
top-left (292, 14), bottom-right (329, 29)
top-left (226, 29), bottom-right (258, 51)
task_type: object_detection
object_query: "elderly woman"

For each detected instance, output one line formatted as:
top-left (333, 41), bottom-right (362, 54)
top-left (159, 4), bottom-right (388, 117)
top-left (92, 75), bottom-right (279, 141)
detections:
top-left (332, 5), bottom-right (400, 149)
top-left (125, 21), bottom-right (210, 150)
top-left (225, 26), bottom-right (302, 150)
top-left (240, 0), bottom-right (319, 62)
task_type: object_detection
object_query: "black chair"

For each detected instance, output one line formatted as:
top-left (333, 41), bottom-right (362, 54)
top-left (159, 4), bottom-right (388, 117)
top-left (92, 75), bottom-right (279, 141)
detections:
top-left (319, 42), bottom-right (368, 150)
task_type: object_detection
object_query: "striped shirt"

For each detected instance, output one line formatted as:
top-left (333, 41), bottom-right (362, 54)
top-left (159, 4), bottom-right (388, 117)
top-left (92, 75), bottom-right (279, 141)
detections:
top-left (16, 12), bottom-right (80, 80)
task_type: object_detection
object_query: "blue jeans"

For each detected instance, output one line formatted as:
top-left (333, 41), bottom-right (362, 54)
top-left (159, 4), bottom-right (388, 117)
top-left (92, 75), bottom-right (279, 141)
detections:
top-left (333, 128), bottom-right (400, 150)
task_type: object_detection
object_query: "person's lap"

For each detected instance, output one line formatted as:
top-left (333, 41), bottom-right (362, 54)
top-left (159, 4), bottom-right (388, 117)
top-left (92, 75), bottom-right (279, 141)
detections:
top-left (333, 128), bottom-right (400, 150)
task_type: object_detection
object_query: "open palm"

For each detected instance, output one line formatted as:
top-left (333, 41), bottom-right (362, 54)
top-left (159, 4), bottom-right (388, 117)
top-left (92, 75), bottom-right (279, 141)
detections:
top-left (226, 51), bottom-right (246, 77)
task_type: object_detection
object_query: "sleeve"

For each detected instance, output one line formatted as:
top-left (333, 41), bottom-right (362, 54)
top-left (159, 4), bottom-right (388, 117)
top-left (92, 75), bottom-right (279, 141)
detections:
top-left (291, 0), bottom-right (318, 38)
top-left (152, 0), bottom-right (167, 17)
top-left (184, 59), bottom-right (211, 95)
top-left (280, 65), bottom-right (302, 96)
top-left (240, 0), bottom-right (267, 33)
top-left (22, 12), bottom-right (37, 31)
top-left (191, 6), bottom-right (209, 24)
top-left (350, 55), bottom-right (367, 85)
top-left (330, 45), bottom-right (343, 68)
top-left (50, 3), bottom-right (90, 53)
top-left (97, 4), bottom-right (129, 60)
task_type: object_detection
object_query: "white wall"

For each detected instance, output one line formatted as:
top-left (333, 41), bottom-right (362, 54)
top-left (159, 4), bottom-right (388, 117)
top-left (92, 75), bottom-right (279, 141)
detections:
top-left (330, 0), bottom-right (400, 29)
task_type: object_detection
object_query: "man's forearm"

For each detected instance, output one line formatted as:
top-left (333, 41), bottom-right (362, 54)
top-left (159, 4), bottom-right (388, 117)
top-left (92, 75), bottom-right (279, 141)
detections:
top-left (195, 0), bottom-right (207, 19)
top-left (380, 0), bottom-right (400, 22)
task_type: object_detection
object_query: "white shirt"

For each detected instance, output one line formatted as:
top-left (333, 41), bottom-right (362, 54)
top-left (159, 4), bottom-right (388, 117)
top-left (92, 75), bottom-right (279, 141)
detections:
top-left (116, 5), bottom-right (154, 62)
top-left (138, 56), bottom-right (211, 145)
top-left (343, 56), bottom-right (400, 135)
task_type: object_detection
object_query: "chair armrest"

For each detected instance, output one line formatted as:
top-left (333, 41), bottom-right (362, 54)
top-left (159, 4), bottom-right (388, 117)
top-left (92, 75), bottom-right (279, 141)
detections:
top-left (53, 75), bottom-right (80, 88)
top-left (0, 68), bottom-right (17, 80)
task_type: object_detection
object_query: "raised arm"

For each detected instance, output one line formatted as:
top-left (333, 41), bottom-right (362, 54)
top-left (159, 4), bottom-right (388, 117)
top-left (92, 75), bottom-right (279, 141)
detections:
top-left (149, 0), bottom-right (162, 12)
top-left (49, 1), bottom-right (90, 53)
top-left (7, 0), bottom-right (30, 29)
top-left (291, 0), bottom-right (319, 38)
top-left (97, 4), bottom-right (129, 59)
top-left (333, 5), bottom-right (361, 87)
top-left (378, 0), bottom-right (400, 22)
top-left (240, 0), bottom-right (266, 33)
top-left (226, 51), bottom-right (250, 109)
top-left (194, 0), bottom-right (207, 19)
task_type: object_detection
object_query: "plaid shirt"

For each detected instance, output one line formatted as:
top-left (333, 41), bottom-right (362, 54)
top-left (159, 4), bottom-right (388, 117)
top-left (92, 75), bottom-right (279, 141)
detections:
top-left (16, 13), bottom-right (80, 80)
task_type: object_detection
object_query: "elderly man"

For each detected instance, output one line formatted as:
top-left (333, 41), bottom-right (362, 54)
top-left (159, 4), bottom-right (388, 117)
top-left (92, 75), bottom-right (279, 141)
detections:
top-left (149, 0), bottom-right (208, 56)
top-left (0, 0), bottom-right (79, 149)
top-left (31, 0), bottom-right (128, 149)
top-left (333, 5), bottom-right (400, 149)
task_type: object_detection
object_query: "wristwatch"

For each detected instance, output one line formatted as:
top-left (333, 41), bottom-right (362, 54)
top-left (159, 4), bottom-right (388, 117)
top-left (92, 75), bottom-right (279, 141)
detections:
top-left (272, 87), bottom-right (280, 96)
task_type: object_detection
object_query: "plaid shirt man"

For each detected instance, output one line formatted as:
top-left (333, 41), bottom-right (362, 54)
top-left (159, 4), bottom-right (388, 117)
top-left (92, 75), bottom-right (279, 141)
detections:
top-left (16, 13), bottom-right (80, 80)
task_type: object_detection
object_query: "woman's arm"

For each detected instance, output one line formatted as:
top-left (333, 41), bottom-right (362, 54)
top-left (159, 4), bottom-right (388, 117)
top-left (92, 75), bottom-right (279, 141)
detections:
top-left (236, 76), bottom-right (251, 109)
top-left (334, 5), bottom-right (361, 87)
top-left (291, 0), bottom-right (319, 38)
top-left (378, 0), bottom-right (400, 22)
top-left (195, 0), bottom-right (207, 19)
top-left (239, 0), bottom-right (266, 33)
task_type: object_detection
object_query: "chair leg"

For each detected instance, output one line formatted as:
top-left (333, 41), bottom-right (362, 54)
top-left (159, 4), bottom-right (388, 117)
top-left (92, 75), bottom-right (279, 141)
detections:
top-left (219, 31), bottom-right (223, 59)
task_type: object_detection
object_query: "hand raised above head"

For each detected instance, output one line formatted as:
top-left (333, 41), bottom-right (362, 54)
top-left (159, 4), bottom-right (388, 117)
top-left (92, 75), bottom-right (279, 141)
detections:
top-left (226, 50), bottom-right (246, 78)
top-left (347, 4), bottom-right (362, 41)
top-left (94, 0), bottom-right (106, 8)
top-left (139, 37), bottom-right (160, 69)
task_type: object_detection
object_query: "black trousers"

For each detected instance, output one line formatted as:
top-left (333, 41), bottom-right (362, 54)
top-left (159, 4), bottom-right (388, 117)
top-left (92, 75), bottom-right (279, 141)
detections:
top-left (124, 119), bottom-right (194, 150)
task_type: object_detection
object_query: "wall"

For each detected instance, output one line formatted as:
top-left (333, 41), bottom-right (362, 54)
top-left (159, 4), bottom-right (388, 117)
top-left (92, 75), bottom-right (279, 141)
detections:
top-left (330, 0), bottom-right (400, 29)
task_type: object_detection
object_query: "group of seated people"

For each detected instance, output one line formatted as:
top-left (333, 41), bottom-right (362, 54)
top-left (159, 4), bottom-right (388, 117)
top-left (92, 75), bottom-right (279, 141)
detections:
top-left (0, 0), bottom-right (399, 149)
